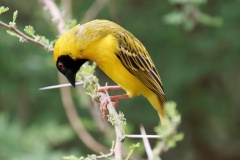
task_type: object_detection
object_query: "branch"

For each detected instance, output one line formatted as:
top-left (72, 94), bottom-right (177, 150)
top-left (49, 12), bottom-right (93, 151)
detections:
top-left (41, 0), bottom-right (66, 34)
top-left (0, 20), bottom-right (53, 51)
top-left (40, 0), bottom-right (109, 154)
top-left (125, 134), bottom-right (162, 139)
top-left (140, 125), bottom-right (153, 160)
top-left (81, 0), bottom-right (109, 23)
top-left (58, 75), bottom-right (108, 153)
top-left (61, 0), bottom-right (72, 21)
top-left (98, 92), bottom-right (124, 160)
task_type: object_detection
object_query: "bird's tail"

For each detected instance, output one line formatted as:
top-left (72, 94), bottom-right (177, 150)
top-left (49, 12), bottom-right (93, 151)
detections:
top-left (158, 109), bottom-right (169, 126)
top-left (147, 93), bottom-right (169, 126)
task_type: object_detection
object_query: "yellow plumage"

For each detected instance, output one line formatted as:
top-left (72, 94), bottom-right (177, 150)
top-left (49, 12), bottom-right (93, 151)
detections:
top-left (54, 20), bottom-right (168, 125)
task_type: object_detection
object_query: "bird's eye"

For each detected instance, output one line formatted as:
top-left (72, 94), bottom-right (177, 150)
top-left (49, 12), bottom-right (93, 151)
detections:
top-left (57, 62), bottom-right (65, 70)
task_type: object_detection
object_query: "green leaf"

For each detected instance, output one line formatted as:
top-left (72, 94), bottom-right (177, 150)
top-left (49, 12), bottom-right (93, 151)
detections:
top-left (166, 132), bottom-right (184, 149)
top-left (169, 0), bottom-right (207, 5)
top-left (86, 154), bottom-right (97, 160)
top-left (174, 132), bottom-right (184, 142)
top-left (24, 25), bottom-right (35, 37)
top-left (13, 10), bottom-right (18, 22)
top-left (6, 30), bottom-right (19, 37)
top-left (164, 11), bottom-right (185, 26)
top-left (125, 143), bottom-right (140, 160)
top-left (165, 101), bottom-right (177, 117)
top-left (64, 19), bottom-right (78, 30)
top-left (63, 155), bottom-right (84, 160)
top-left (119, 111), bottom-right (127, 129)
top-left (23, 25), bottom-right (53, 50)
top-left (198, 13), bottom-right (223, 27)
top-left (107, 114), bottom-right (117, 126)
top-left (0, 6), bottom-right (9, 15)
top-left (9, 10), bottom-right (18, 28)
top-left (6, 30), bottom-right (27, 42)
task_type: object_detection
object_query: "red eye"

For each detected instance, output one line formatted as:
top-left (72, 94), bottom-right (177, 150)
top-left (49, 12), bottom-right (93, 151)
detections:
top-left (57, 62), bottom-right (64, 69)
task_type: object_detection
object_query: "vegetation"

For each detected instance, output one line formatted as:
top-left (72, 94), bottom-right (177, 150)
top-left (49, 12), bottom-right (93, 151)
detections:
top-left (0, 0), bottom-right (239, 159)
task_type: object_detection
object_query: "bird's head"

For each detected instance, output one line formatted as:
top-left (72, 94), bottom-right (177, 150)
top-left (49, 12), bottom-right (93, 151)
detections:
top-left (53, 25), bottom-right (87, 87)
top-left (53, 20), bottom-right (113, 87)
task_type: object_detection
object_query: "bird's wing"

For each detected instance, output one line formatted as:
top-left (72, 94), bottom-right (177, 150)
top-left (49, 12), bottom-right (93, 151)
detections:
top-left (114, 31), bottom-right (166, 103)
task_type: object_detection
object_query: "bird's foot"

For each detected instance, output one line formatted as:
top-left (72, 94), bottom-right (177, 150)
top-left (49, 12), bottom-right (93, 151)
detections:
top-left (100, 94), bottom-right (129, 120)
top-left (98, 85), bottom-right (129, 120)
top-left (98, 85), bottom-right (122, 93)
top-left (100, 97), bottom-right (119, 120)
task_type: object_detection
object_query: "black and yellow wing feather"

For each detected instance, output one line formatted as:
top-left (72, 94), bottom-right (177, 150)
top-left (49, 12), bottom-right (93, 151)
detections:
top-left (113, 30), bottom-right (166, 104)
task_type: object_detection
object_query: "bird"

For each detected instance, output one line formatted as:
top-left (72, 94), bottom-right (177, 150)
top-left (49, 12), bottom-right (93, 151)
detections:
top-left (53, 19), bottom-right (168, 125)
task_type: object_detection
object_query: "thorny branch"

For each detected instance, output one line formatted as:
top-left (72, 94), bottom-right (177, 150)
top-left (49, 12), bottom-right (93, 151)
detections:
top-left (98, 92), bottom-right (124, 159)
top-left (41, 0), bottom-right (109, 154)
top-left (0, 20), bottom-right (53, 51)
top-left (81, 0), bottom-right (109, 23)
top-left (41, 0), bottom-right (66, 34)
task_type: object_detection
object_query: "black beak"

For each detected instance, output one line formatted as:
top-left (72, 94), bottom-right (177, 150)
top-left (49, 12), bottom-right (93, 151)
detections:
top-left (65, 70), bottom-right (76, 87)
top-left (56, 55), bottom-right (88, 88)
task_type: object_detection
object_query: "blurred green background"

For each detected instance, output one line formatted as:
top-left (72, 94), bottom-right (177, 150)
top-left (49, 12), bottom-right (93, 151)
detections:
top-left (1, 0), bottom-right (240, 159)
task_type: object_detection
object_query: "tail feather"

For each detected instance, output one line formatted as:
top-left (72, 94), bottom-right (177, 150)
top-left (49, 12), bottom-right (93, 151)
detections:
top-left (146, 93), bottom-right (169, 126)
top-left (158, 112), bottom-right (169, 126)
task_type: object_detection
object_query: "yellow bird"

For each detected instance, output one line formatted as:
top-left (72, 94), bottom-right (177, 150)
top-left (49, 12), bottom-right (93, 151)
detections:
top-left (54, 20), bottom-right (168, 125)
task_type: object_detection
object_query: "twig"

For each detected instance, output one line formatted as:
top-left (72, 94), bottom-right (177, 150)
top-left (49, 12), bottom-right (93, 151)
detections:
top-left (96, 152), bottom-right (114, 159)
top-left (78, 88), bottom-right (109, 133)
top-left (39, 82), bottom-right (83, 90)
top-left (105, 91), bottom-right (125, 136)
top-left (96, 143), bottom-right (114, 159)
top-left (58, 75), bottom-right (108, 153)
top-left (140, 125), bottom-right (153, 160)
top-left (98, 92), bottom-right (124, 160)
top-left (81, 0), bottom-right (109, 22)
top-left (82, 77), bottom-right (109, 134)
top-left (0, 20), bottom-right (53, 51)
top-left (125, 134), bottom-right (162, 139)
top-left (41, 0), bottom-right (66, 34)
top-left (61, 0), bottom-right (72, 21)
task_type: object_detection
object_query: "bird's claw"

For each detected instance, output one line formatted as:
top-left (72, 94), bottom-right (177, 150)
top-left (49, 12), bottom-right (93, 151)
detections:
top-left (100, 97), bottom-right (119, 120)
top-left (100, 98), bottom-right (108, 120)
